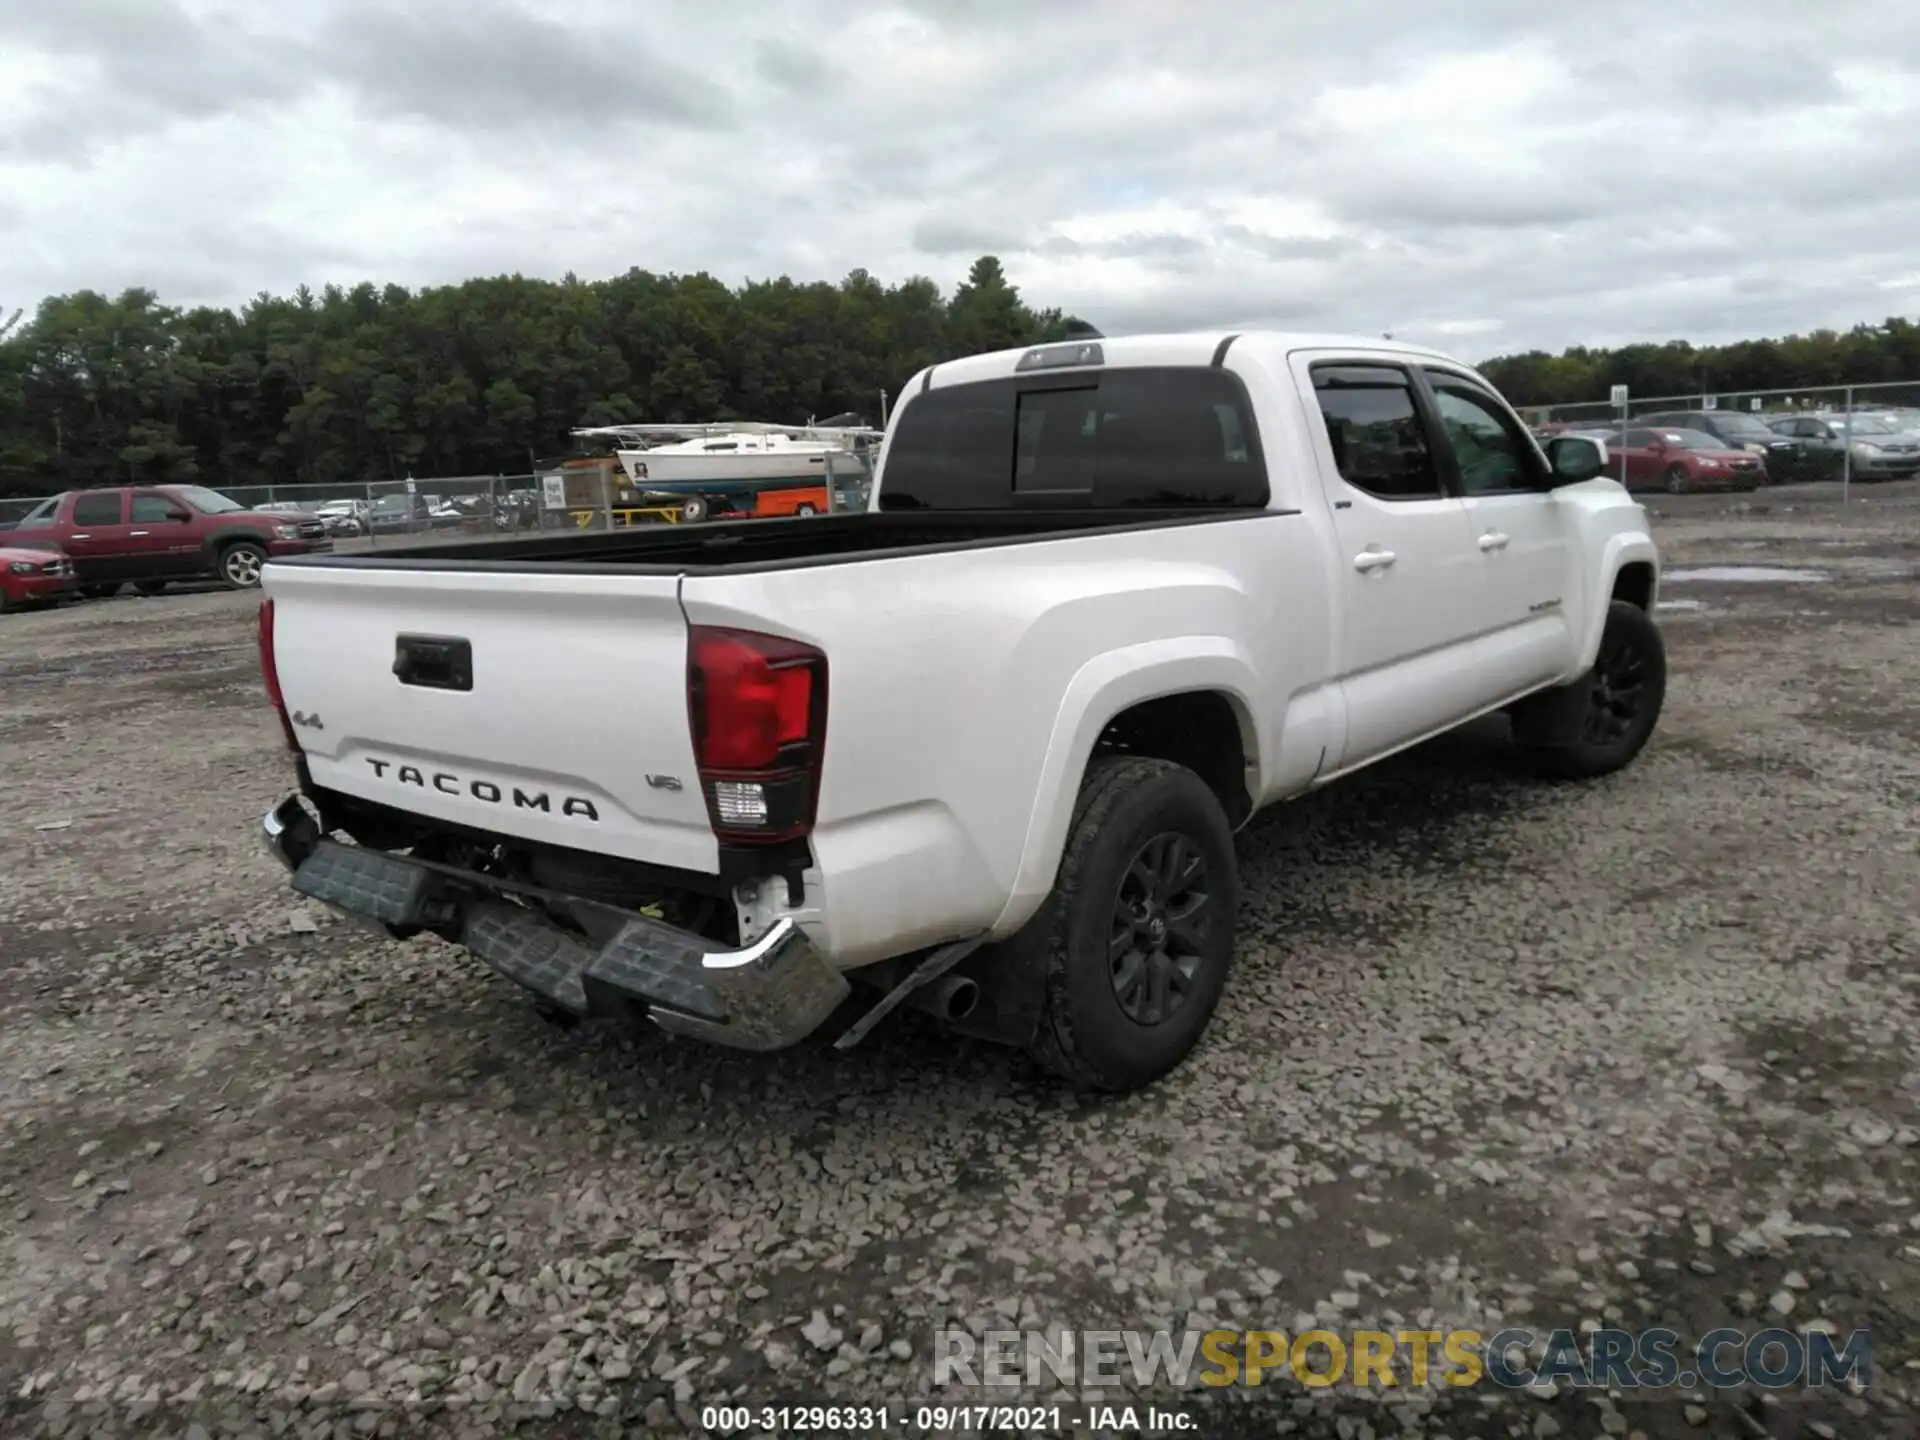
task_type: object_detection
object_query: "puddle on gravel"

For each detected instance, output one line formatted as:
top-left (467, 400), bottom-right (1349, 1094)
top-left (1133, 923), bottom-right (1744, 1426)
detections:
top-left (1656, 599), bottom-right (1709, 613)
top-left (1664, 566), bottom-right (1829, 584)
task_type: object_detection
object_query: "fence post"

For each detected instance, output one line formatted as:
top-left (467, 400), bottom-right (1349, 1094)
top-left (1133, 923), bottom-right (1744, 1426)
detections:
top-left (1842, 386), bottom-right (1853, 505)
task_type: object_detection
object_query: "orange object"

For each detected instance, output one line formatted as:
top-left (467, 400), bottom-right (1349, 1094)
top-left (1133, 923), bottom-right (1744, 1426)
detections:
top-left (752, 485), bottom-right (829, 518)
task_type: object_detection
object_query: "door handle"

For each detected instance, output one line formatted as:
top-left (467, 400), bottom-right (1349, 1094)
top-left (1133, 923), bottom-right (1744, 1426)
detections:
top-left (129, 530), bottom-right (150, 537)
top-left (69, 534), bottom-right (90, 541)
top-left (1478, 531), bottom-right (1510, 552)
top-left (1353, 548), bottom-right (1397, 573)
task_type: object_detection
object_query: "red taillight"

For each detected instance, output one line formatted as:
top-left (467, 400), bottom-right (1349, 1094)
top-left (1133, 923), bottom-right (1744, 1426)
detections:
top-left (258, 598), bottom-right (299, 754)
top-left (687, 626), bottom-right (826, 844)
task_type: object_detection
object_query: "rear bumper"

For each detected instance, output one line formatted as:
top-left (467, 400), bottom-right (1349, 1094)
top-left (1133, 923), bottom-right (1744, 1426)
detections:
top-left (261, 795), bottom-right (848, 1050)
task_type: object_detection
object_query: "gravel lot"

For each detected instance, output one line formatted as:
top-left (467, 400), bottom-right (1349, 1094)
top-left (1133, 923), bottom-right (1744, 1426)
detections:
top-left (3, 484), bottom-right (1918, 1439)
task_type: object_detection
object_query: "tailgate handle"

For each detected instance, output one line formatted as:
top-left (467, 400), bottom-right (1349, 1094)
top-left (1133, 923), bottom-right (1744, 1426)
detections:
top-left (393, 634), bottom-right (473, 692)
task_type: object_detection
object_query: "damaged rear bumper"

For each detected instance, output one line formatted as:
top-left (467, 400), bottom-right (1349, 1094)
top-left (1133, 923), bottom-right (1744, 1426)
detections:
top-left (261, 794), bottom-right (848, 1051)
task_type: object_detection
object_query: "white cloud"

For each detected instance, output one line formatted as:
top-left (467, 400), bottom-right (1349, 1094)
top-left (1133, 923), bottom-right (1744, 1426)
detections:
top-left (3, 0), bottom-right (1919, 359)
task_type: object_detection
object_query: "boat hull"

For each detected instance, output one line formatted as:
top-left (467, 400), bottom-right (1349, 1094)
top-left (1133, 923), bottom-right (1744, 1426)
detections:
top-left (615, 449), bottom-right (837, 490)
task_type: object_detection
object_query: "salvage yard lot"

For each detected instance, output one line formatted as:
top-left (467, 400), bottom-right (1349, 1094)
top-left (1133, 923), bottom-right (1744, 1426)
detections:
top-left (3, 486), bottom-right (1919, 1438)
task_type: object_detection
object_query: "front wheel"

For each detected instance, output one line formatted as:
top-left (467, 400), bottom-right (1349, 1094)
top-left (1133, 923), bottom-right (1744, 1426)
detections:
top-left (1663, 464), bottom-right (1690, 494)
top-left (1511, 600), bottom-right (1667, 780)
top-left (218, 542), bottom-right (267, 590)
top-left (1025, 756), bottom-right (1238, 1092)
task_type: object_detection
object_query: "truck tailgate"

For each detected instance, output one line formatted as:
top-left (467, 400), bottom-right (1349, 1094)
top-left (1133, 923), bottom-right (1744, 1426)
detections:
top-left (264, 563), bottom-right (719, 873)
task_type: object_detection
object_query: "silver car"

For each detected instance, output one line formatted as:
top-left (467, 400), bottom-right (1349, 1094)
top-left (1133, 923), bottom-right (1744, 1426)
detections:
top-left (1767, 414), bottom-right (1920, 480)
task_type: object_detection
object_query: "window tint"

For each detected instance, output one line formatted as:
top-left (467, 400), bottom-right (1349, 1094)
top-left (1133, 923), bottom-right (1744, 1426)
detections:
top-left (883, 367), bottom-right (1267, 510)
top-left (72, 492), bottom-right (123, 526)
top-left (1310, 365), bottom-right (1441, 499)
top-left (880, 379), bottom-right (1018, 509)
top-left (15, 498), bottom-right (57, 529)
top-left (130, 494), bottom-right (177, 522)
top-left (1425, 376), bottom-right (1536, 494)
top-left (1014, 384), bottom-right (1098, 497)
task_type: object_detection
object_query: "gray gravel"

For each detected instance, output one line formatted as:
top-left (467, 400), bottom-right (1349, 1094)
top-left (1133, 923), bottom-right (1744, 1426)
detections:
top-left (3, 483), bottom-right (1919, 1439)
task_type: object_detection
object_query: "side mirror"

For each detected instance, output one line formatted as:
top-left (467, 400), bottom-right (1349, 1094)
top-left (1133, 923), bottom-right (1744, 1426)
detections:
top-left (167, 506), bottom-right (192, 522)
top-left (1545, 435), bottom-right (1606, 484)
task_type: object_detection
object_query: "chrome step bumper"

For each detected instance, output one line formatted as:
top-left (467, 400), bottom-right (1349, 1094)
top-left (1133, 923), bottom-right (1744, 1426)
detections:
top-left (261, 795), bottom-right (848, 1051)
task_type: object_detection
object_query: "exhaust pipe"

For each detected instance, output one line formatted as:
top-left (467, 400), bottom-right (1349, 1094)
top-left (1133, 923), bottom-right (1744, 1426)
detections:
top-left (907, 974), bottom-right (980, 1024)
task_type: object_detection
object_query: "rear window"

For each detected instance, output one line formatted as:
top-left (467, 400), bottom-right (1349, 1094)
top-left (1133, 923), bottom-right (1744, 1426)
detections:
top-left (72, 492), bottom-right (123, 526)
top-left (880, 366), bottom-right (1267, 510)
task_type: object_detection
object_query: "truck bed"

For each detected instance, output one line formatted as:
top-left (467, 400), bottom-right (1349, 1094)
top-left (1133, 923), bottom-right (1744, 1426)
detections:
top-left (281, 506), bottom-right (1274, 575)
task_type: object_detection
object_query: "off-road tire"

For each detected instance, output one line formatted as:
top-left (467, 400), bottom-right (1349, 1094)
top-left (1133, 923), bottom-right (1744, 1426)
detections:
top-left (1511, 600), bottom-right (1667, 780)
top-left (1026, 756), bottom-right (1238, 1092)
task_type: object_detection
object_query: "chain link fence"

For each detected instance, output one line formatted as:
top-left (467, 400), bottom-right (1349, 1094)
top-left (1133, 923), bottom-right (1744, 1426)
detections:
top-left (0, 454), bottom-right (877, 539)
top-left (1523, 380), bottom-right (1920, 496)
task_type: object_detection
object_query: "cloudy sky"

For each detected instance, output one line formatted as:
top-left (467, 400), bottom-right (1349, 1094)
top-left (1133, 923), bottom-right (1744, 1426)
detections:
top-left (4, 0), bottom-right (1919, 359)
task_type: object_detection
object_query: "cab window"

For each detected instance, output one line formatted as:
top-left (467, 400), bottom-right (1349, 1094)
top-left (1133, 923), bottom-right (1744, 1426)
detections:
top-left (1309, 364), bottom-right (1442, 500)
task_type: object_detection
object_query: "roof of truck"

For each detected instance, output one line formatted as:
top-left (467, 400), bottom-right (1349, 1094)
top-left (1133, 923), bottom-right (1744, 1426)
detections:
top-left (917, 330), bottom-right (1469, 391)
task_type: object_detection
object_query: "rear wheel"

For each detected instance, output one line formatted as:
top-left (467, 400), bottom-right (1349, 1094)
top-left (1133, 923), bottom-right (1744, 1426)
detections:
top-left (218, 542), bottom-right (267, 590)
top-left (80, 583), bottom-right (120, 600)
top-left (1511, 600), bottom-right (1667, 780)
top-left (1026, 757), bottom-right (1238, 1092)
top-left (134, 580), bottom-right (169, 596)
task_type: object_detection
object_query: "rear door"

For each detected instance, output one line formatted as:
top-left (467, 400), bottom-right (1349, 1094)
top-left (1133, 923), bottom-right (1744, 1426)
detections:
top-left (264, 563), bottom-right (719, 873)
top-left (1292, 356), bottom-right (1487, 768)
top-left (62, 490), bottom-right (136, 581)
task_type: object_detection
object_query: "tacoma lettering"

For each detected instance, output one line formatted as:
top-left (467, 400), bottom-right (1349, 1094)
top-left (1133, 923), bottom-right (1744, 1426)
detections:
top-left (362, 759), bottom-right (598, 821)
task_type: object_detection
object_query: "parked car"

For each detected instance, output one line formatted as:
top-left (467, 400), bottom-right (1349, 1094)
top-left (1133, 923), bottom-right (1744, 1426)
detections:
top-left (256, 329), bottom-right (1662, 1093)
top-left (315, 498), bottom-right (370, 537)
top-left (5, 484), bottom-right (331, 594)
top-left (367, 493), bottom-right (468, 535)
top-left (1634, 409), bottom-right (1801, 478)
top-left (1766, 414), bottom-right (1920, 480)
top-left (1589, 427), bottom-right (1766, 493)
top-left (0, 542), bottom-right (78, 611)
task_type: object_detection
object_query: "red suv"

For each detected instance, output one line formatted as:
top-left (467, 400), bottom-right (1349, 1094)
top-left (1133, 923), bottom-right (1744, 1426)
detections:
top-left (5, 484), bottom-right (331, 594)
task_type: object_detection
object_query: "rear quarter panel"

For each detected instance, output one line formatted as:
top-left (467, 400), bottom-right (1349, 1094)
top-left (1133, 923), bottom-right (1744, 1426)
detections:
top-left (682, 513), bottom-right (1336, 963)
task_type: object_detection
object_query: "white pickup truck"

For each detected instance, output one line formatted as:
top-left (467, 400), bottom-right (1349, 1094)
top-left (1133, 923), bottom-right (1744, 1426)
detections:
top-left (257, 330), bottom-right (1663, 1092)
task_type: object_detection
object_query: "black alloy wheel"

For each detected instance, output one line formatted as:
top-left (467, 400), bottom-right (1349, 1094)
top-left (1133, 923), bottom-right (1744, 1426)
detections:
top-left (1584, 630), bottom-right (1648, 746)
top-left (1108, 831), bottom-right (1213, 1027)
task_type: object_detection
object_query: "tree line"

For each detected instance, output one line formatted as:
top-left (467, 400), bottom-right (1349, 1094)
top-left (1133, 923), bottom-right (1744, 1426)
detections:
top-left (1476, 319), bottom-right (1920, 413)
top-left (5, 250), bottom-right (1919, 498)
top-left (0, 256), bottom-right (1065, 498)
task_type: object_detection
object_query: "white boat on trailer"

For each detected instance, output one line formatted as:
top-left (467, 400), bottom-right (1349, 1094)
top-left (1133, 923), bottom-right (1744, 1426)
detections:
top-left (571, 420), bottom-right (882, 494)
